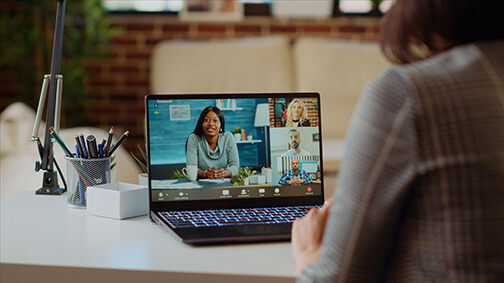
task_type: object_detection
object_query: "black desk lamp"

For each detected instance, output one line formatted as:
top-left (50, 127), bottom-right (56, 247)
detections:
top-left (31, 0), bottom-right (67, 195)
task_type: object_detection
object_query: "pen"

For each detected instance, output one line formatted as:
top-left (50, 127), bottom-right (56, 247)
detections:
top-left (79, 134), bottom-right (88, 158)
top-left (108, 130), bottom-right (129, 156)
top-left (75, 135), bottom-right (84, 158)
top-left (49, 127), bottom-right (73, 157)
top-left (71, 146), bottom-right (86, 205)
top-left (98, 143), bottom-right (104, 157)
top-left (73, 144), bottom-right (86, 204)
top-left (105, 126), bottom-right (114, 157)
top-left (86, 134), bottom-right (98, 158)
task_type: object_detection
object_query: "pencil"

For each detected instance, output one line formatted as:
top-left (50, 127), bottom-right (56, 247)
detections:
top-left (72, 147), bottom-right (87, 205)
top-left (75, 135), bottom-right (84, 158)
top-left (79, 134), bottom-right (88, 158)
top-left (108, 130), bottom-right (129, 156)
top-left (105, 126), bottom-right (114, 157)
top-left (75, 145), bottom-right (80, 158)
top-left (49, 127), bottom-right (73, 157)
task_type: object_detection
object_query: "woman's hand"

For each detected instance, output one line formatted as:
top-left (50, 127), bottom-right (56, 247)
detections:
top-left (291, 199), bottom-right (333, 273)
top-left (204, 167), bottom-right (217, 179)
top-left (205, 167), bottom-right (226, 179)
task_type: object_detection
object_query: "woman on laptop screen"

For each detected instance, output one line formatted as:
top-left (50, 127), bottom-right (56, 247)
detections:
top-left (282, 99), bottom-right (311, 127)
top-left (186, 106), bottom-right (239, 179)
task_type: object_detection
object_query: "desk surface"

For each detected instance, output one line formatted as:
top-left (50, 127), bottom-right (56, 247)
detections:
top-left (1, 191), bottom-right (297, 283)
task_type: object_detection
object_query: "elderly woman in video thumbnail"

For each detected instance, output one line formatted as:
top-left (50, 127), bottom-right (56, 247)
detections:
top-left (186, 106), bottom-right (239, 179)
top-left (283, 99), bottom-right (311, 127)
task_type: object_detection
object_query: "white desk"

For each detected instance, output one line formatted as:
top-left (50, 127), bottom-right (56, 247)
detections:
top-left (1, 191), bottom-right (297, 283)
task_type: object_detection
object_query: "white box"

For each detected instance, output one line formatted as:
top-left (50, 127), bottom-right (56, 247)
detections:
top-left (261, 168), bottom-right (272, 183)
top-left (249, 175), bottom-right (266, 185)
top-left (87, 182), bottom-right (148, 220)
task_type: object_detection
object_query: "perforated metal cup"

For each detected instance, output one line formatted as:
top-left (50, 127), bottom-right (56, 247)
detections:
top-left (65, 156), bottom-right (113, 209)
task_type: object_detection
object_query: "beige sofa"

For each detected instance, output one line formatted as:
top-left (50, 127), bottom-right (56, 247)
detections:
top-left (150, 36), bottom-right (391, 172)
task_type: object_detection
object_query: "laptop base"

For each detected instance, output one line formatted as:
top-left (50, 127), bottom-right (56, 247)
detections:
top-left (152, 212), bottom-right (292, 245)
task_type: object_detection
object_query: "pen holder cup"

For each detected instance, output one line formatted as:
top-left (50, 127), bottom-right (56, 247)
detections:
top-left (65, 156), bottom-right (113, 209)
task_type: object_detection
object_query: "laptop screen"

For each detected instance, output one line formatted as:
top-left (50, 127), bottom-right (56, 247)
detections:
top-left (146, 93), bottom-right (324, 208)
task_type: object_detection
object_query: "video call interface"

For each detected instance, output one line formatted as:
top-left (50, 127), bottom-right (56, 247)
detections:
top-left (147, 96), bottom-right (323, 202)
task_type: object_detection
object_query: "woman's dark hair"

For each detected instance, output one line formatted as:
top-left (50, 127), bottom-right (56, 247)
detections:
top-left (193, 106), bottom-right (225, 136)
top-left (380, 0), bottom-right (504, 64)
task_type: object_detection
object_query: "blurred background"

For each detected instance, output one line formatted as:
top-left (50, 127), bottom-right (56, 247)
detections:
top-left (0, 0), bottom-right (391, 170)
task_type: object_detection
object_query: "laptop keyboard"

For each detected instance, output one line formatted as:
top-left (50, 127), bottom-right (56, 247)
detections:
top-left (159, 205), bottom-right (322, 228)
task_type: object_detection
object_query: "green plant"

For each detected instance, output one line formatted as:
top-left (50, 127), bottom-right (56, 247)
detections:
top-left (369, 0), bottom-right (385, 16)
top-left (232, 127), bottom-right (241, 134)
top-left (171, 170), bottom-right (185, 179)
top-left (370, 0), bottom-right (384, 9)
top-left (0, 1), bottom-right (120, 126)
top-left (130, 144), bottom-right (147, 173)
top-left (231, 167), bottom-right (256, 186)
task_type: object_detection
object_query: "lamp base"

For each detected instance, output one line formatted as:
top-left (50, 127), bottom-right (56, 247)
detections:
top-left (36, 171), bottom-right (66, 195)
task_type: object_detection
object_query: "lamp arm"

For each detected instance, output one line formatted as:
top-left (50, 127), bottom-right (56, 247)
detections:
top-left (41, 0), bottom-right (66, 171)
top-left (32, 75), bottom-right (50, 140)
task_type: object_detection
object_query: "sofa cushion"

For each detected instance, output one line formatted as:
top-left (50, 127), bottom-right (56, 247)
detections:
top-left (293, 37), bottom-right (391, 139)
top-left (150, 36), bottom-right (294, 94)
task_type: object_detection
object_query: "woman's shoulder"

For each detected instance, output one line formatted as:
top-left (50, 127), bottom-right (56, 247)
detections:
top-left (361, 44), bottom-right (490, 116)
top-left (369, 67), bottom-right (413, 91)
top-left (358, 66), bottom-right (417, 114)
top-left (221, 132), bottom-right (237, 145)
top-left (393, 43), bottom-right (486, 83)
top-left (301, 119), bottom-right (311, 127)
top-left (221, 131), bottom-right (234, 140)
top-left (188, 133), bottom-right (202, 142)
top-left (369, 42), bottom-right (498, 102)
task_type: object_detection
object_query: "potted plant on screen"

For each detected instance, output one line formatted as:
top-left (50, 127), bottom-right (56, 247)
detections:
top-left (233, 127), bottom-right (242, 141)
top-left (232, 167), bottom-right (256, 186)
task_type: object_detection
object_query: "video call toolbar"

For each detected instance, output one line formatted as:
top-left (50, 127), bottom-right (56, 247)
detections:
top-left (152, 183), bottom-right (321, 201)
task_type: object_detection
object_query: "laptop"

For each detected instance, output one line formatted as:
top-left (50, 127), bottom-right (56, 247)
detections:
top-left (146, 93), bottom-right (325, 245)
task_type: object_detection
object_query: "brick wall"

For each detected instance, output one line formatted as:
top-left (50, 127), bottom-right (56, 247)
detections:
top-left (1, 14), bottom-right (381, 161)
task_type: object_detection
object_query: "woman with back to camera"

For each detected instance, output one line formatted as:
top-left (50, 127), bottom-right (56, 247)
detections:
top-left (292, 0), bottom-right (504, 281)
top-left (283, 99), bottom-right (311, 127)
top-left (186, 106), bottom-right (239, 179)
